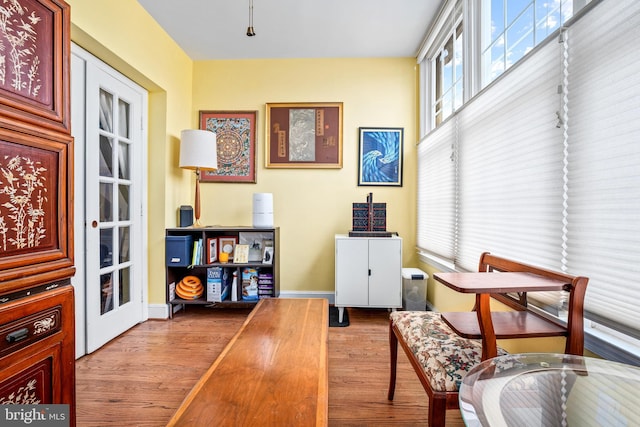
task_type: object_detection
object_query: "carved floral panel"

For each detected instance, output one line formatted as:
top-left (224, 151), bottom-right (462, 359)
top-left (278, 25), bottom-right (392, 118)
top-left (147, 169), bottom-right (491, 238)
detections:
top-left (0, 358), bottom-right (51, 405)
top-left (0, 0), bottom-right (70, 131)
top-left (0, 127), bottom-right (72, 291)
top-left (0, 139), bottom-right (58, 256)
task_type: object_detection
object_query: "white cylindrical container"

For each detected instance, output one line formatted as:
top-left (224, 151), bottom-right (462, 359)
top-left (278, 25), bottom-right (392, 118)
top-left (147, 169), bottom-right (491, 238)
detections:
top-left (231, 271), bottom-right (238, 302)
top-left (253, 193), bottom-right (274, 227)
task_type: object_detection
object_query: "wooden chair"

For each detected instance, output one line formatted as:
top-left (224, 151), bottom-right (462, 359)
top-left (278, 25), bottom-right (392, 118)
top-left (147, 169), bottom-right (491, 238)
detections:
top-left (387, 252), bottom-right (588, 427)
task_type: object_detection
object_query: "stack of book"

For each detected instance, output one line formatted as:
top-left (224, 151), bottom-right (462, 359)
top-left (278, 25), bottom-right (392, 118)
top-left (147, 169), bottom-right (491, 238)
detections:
top-left (257, 270), bottom-right (274, 298)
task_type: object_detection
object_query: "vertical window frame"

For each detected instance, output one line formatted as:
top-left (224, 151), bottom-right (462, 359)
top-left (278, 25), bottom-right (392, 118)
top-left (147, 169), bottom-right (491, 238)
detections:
top-left (430, 4), bottom-right (464, 127)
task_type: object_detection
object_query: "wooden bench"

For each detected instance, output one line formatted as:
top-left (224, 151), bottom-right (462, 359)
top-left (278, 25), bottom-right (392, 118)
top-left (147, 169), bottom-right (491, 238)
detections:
top-left (167, 298), bottom-right (329, 427)
top-left (387, 252), bottom-right (588, 427)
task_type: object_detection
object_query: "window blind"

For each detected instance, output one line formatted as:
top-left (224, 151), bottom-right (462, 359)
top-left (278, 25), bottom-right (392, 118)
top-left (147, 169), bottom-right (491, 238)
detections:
top-left (455, 37), bottom-right (565, 272)
top-left (564, 0), bottom-right (640, 337)
top-left (418, 0), bottom-right (640, 353)
top-left (418, 36), bottom-right (566, 273)
top-left (417, 118), bottom-right (457, 261)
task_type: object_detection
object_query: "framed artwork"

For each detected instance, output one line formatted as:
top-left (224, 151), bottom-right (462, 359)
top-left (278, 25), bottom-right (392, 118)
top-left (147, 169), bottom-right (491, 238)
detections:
top-left (218, 236), bottom-right (238, 261)
top-left (265, 102), bottom-right (343, 168)
top-left (207, 238), bottom-right (217, 263)
top-left (199, 111), bottom-right (257, 183)
top-left (239, 231), bottom-right (272, 262)
top-left (0, 0), bottom-right (71, 133)
top-left (358, 127), bottom-right (404, 187)
top-left (0, 128), bottom-right (74, 291)
top-left (233, 244), bottom-right (249, 264)
top-left (262, 246), bottom-right (274, 264)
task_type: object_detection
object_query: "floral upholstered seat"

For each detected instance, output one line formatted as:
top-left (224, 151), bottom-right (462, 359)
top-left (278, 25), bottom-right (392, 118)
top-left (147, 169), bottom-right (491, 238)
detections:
top-left (390, 311), bottom-right (508, 392)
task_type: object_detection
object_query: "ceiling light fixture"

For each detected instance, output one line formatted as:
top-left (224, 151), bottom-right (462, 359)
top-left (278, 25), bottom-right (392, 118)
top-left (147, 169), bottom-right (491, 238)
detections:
top-left (246, 0), bottom-right (256, 36)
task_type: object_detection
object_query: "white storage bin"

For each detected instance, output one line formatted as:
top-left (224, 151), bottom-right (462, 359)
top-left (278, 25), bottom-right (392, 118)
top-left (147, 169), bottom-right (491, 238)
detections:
top-left (401, 268), bottom-right (428, 311)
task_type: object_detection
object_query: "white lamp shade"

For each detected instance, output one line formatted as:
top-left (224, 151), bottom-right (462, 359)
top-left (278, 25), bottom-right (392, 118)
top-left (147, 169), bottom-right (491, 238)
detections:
top-left (179, 129), bottom-right (217, 170)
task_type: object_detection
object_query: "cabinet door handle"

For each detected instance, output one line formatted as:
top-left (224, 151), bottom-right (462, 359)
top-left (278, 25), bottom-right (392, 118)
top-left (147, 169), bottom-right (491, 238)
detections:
top-left (368, 269), bottom-right (371, 276)
top-left (6, 328), bottom-right (29, 343)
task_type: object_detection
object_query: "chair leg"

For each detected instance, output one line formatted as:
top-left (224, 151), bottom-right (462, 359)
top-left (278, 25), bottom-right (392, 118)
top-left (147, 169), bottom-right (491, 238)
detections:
top-left (388, 320), bottom-right (398, 400)
top-left (428, 395), bottom-right (447, 427)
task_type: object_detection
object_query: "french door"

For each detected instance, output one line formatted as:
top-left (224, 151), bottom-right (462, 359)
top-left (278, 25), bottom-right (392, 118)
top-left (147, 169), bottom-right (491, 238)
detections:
top-left (71, 44), bottom-right (148, 355)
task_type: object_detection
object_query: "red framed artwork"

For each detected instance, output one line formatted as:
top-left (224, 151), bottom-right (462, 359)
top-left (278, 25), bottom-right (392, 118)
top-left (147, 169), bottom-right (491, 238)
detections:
top-left (0, 0), bottom-right (70, 133)
top-left (265, 102), bottom-right (343, 168)
top-left (0, 127), bottom-right (74, 292)
top-left (199, 111), bottom-right (257, 183)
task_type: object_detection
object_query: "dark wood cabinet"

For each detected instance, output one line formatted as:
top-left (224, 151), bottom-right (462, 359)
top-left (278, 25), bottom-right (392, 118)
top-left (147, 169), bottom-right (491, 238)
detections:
top-left (0, 283), bottom-right (74, 418)
top-left (0, 0), bottom-right (73, 295)
top-left (0, 0), bottom-right (75, 424)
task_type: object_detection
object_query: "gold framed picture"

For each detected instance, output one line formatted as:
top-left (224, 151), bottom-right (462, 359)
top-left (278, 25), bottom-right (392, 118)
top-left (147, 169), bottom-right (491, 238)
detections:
top-left (265, 102), bottom-right (343, 168)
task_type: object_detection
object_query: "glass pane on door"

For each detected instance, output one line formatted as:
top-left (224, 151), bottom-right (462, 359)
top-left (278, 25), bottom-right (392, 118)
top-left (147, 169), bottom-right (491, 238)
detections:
top-left (118, 99), bottom-right (130, 138)
top-left (119, 267), bottom-right (131, 305)
top-left (99, 135), bottom-right (113, 177)
top-left (99, 89), bottom-right (113, 132)
top-left (118, 184), bottom-right (129, 221)
top-left (100, 227), bottom-right (114, 315)
top-left (99, 183), bottom-right (113, 222)
top-left (118, 140), bottom-right (130, 179)
top-left (119, 226), bottom-right (130, 263)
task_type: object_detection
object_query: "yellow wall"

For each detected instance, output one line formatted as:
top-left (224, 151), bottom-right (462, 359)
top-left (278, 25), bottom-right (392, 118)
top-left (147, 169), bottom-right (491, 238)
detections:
top-left (66, 0), bottom-right (419, 304)
top-left (193, 58), bottom-right (418, 293)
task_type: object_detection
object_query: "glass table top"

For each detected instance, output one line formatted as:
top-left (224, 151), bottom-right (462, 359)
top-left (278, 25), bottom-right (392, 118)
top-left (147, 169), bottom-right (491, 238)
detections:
top-left (459, 353), bottom-right (640, 427)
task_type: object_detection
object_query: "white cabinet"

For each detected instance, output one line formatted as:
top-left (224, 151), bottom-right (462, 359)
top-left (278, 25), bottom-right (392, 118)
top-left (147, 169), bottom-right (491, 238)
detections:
top-left (334, 234), bottom-right (402, 322)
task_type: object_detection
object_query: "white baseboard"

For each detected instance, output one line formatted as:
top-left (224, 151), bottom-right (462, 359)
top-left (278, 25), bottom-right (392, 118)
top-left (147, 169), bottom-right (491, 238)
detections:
top-left (277, 291), bottom-right (334, 304)
top-left (148, 303), bottom-right (170, 319)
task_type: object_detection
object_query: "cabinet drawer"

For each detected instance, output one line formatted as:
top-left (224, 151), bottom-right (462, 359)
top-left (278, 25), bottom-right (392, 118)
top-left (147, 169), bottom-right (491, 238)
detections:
top-left (0, 307), bottom-right (62, 358)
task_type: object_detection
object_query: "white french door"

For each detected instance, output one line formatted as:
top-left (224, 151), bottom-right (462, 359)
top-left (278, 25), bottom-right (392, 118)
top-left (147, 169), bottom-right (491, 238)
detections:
top-left (71, 44), bottom-right (148, 355)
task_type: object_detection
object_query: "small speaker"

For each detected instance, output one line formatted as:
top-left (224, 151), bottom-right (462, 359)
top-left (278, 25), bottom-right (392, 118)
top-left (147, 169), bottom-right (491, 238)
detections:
top-left (252, 193), bottom-right (273, 228)
top-left (179, 205), bottom-right (193, 227)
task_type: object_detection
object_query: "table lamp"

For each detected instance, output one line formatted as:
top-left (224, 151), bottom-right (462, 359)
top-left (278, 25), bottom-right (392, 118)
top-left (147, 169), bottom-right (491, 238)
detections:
top-left (179, 129), bottom-right (217, 227)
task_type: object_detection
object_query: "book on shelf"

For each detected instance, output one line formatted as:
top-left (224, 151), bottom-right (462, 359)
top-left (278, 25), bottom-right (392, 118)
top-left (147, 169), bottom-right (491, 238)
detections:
top-left (191, 240), bottom-right (199, 265)
top-left (190, 238), bottom-right (206, 265)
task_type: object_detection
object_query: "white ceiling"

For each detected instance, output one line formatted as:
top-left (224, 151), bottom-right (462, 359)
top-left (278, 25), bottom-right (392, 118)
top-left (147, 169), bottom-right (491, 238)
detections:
top-left (136, 0), bottom-right (443, 60)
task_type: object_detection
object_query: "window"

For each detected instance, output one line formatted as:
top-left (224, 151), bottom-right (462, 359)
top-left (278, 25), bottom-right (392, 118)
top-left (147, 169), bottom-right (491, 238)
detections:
top-left (418, 0), bottom-right (640, 364)
top-left (433, 6), bottom-right (464, 126)
top-left (481, 0), bottom-right (593, 86)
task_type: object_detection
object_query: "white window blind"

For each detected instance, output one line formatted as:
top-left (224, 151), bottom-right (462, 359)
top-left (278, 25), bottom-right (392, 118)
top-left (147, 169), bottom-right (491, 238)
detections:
top-left (418, 0), bottom-right (640, 355)
top-left (417, 118), bottom-right (457, 261)
top-left (419, 36), bottom-right (566, 273)
top-left (565, 0), bottom-right (640, 337)
top-left (455, 36), bottom-right (565, 272)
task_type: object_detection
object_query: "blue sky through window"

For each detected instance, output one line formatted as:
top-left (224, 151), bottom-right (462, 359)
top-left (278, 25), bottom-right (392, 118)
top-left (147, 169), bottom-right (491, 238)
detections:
top-left (483, 0), bottom-right (587, 85)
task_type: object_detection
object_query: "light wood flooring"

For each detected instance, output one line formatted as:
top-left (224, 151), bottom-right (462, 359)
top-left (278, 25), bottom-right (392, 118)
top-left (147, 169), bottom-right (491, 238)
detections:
top-left (75, 304), bottom-right (465, 426)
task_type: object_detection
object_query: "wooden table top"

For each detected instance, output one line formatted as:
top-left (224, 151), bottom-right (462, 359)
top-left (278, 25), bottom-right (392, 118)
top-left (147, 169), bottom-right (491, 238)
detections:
top-left (434, 271), bottom-right (570, 294)
top-left (167, 298), bottom-right (329, 427)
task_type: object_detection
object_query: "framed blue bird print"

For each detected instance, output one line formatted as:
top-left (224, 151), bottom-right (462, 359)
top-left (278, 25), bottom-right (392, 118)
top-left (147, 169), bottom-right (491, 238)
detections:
top-left (358, 127), bottom-right (403, 186)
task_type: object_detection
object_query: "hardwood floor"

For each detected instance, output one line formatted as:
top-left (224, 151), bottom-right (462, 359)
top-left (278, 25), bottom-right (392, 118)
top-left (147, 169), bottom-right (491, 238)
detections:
top-left (75, 304), bottom-right (465, 426)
